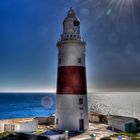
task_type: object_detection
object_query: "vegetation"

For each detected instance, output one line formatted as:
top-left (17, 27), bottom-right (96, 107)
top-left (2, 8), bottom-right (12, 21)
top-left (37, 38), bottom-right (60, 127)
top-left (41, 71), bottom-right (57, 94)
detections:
top-left (100, 132), bottom-right (140, 140)
top-left (0, 132), bottom-right (27, 140)
top-left (0, 132), bottom-right (49, 140)
top-left (35, 130), bottom-right (44, 135)
top-left (111, 132), bottom-right (140, 138)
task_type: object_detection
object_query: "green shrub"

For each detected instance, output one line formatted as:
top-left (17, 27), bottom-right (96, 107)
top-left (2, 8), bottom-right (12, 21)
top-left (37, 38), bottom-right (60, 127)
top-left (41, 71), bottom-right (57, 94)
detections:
top-left (111, 132), bottom-right (138, 137)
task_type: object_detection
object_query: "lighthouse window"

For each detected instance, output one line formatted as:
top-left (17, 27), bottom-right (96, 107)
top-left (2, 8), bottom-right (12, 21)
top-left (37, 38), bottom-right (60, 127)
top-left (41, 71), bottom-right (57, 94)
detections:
top-left (58, 58), bottom-right (61, 64)
top-left (80, 107), bottom-right (83, 110)
top-left (79, 98), bottom-right (83, 104)
top-left (78, 58), bottom-right (81, 64)
top-left (56, 118), bottom-right (59, 125)
top-left (74, 21), bottom-right (79, 26)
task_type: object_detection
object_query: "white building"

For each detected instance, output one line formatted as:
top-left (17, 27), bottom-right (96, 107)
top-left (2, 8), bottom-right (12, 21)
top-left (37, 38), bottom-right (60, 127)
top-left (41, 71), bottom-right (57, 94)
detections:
top-left (108, 115), bottom-right (139, 132)
top-left (0, 118), bottom-right (38, 133)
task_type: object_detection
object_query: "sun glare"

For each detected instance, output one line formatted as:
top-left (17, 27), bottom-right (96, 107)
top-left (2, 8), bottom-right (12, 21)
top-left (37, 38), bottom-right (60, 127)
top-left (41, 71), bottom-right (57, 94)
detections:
top-left (75, 0), bottom-right (140, 17)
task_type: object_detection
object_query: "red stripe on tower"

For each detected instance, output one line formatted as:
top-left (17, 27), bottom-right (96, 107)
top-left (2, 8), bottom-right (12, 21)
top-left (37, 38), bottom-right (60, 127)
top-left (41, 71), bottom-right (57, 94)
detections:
top-left (57, 66), bottom-right (87, 94)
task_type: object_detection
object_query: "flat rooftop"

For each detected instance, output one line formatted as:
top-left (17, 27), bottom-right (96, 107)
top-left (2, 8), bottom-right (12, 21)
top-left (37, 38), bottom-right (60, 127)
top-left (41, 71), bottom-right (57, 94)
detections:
top-left (0, 118), bottom-right (35, 124)
top-left (108, 115), bottom-right (137, 122)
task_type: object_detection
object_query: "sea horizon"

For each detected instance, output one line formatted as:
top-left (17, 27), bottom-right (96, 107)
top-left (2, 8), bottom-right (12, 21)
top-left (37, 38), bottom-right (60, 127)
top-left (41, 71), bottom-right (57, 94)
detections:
top-left (0, 92), bottom-right (140, 120)
top-left (0, 91), bottom-right (140, 94)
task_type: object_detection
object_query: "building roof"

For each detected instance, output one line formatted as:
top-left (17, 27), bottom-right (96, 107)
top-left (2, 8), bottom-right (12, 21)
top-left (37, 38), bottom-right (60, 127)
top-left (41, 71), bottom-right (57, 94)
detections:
top-left (0, 118), bottom-right (36, 124)
top-left (108, 115), bottom-right (139, 123)
top-left (67, 7), bottom-right (76, 17)
top-left (89, 112), bottom-right (103, 116)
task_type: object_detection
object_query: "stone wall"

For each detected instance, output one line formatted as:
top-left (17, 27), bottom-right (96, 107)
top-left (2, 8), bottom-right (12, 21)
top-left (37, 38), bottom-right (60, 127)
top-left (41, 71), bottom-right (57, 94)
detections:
top-left (89, 112), bottom-right (108, 124)
top-left (34, 116), bottom-right (55, 125)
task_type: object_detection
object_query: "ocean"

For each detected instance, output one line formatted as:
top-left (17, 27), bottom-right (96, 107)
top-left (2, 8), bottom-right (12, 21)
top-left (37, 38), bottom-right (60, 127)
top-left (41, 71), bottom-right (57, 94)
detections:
top-left (0, 92), bottom-right (140, 120)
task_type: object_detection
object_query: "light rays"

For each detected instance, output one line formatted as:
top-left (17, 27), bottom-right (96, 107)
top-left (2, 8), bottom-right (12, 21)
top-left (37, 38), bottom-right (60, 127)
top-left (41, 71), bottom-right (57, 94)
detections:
top-left (71, 0), bottom-right (140, 19)
top-left (71, 0), bottom-right (139, 43)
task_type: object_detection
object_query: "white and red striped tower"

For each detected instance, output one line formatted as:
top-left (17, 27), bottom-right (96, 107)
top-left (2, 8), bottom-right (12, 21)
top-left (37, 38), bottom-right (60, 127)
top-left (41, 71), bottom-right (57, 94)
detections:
top-left (55, 8), bottom-right (88, 131)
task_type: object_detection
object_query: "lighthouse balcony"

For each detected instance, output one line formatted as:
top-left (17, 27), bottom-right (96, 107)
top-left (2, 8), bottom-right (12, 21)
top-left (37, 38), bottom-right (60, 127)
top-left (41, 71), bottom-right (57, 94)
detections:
top-left (61, 33), bottom-right (81, 41)
top-left (56, 34), bottom-right (86, 47)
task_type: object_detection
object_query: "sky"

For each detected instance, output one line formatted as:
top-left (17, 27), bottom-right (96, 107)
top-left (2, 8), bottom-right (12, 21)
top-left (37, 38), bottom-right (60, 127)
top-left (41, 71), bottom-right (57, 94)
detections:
top-left (0, 0), bottom-right (140, 92)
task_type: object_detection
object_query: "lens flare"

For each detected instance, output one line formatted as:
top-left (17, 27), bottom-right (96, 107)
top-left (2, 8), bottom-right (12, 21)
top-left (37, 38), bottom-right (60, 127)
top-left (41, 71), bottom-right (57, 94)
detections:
top-left (41, 96), bottom-right (54, 109)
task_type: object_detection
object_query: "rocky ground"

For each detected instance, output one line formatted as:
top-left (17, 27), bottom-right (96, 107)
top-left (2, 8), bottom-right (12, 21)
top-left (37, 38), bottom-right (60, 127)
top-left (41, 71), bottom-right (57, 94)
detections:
top-left (69, 123), bottom-right (115, 140)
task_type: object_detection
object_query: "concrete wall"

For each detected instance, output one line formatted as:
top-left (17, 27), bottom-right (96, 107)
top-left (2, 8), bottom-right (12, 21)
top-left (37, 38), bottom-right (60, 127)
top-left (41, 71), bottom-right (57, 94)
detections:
top-left (89, 113), bottom-right (108, 123)
top-left (35, 116), bottom-right (55, 125)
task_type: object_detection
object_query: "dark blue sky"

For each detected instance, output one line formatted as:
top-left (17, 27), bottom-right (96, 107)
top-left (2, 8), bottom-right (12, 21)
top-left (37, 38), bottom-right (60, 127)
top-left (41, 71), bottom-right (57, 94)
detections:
top-left (0, 0), bottom-right (140, 92)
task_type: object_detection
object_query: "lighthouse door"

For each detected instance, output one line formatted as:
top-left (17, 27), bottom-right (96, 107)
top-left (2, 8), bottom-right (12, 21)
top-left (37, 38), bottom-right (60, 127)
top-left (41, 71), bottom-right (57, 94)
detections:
top-left (79, 119), bottom-right (84, 131)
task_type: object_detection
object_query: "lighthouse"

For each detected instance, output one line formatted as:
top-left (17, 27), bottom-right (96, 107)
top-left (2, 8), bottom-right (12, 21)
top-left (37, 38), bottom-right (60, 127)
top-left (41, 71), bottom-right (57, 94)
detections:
top-left (56, 8), bottom-right (88, 131)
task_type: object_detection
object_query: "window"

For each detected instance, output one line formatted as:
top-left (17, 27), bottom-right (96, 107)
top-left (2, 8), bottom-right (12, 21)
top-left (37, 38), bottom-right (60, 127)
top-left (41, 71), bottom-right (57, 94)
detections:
top-left (80, 107), bottom-right (83, 110)
top-left (58, 58), bottom-right (61, 64)
top-left (74, 20), bottom-right (80, 26)
top-left (79, 98), bottom-right (83, 105)
top-left (11, 125), bottom-right (15, 131)
top-left (56, 118), bottom-right (59, 125)
top-left (4, 124), bottom-right (15, 132)
top-left (78, 58), bottom-right (81, 64)
top-left (73, 21), bottom-right (80, 33)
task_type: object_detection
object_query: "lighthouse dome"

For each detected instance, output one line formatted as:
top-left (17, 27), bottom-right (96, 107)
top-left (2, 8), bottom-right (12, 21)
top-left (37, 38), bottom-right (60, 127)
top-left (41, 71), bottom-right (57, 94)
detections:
top-left (63, 8), bottom-right (80, 24)
top-left (62, 8), bottom-right (80, 34)
top-left (68, 7), bottom-right (76, 17)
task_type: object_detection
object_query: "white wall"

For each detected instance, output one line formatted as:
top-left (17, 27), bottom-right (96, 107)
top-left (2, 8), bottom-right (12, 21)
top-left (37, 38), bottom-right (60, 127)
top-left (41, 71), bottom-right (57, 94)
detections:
top-left (0, 122), bottom-right (18, 133)
top-left (58, 42), bottom-right (85, 67)
top-left (0, 122), bottom-right (4, 132)
top-left (0, 120), bottom-right (38, 133)
top-left (108, 119), bottom-right (124, 131)
top-left (56, 95), bottom-right (88, 131)
top-left (18, 120), bottom-right (38, 133)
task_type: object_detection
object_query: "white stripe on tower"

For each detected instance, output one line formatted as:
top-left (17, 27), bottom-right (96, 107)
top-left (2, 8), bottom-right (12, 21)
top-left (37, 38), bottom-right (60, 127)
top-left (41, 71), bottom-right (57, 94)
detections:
top-left (58, 43), bottom-right (85, 67)
top-left (56, 95), bottom-right (88, 130)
